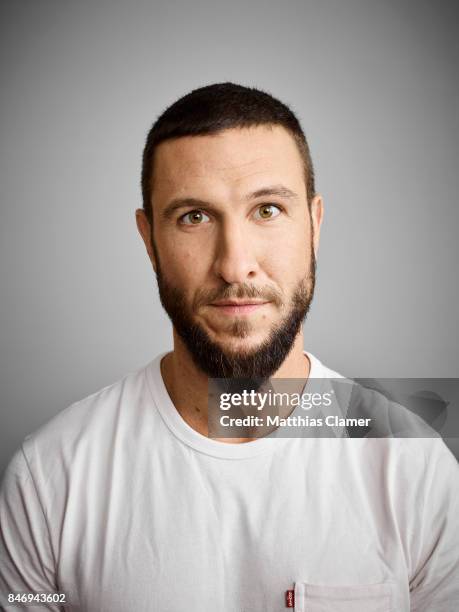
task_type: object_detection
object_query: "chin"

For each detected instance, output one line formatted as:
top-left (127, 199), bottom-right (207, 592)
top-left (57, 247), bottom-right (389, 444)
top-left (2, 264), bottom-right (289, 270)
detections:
top-left (213, 332), bottom-right (268, 355)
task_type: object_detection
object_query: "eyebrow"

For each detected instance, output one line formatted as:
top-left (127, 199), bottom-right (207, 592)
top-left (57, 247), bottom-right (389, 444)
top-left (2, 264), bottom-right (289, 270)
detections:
top-left (160, 185), bottom-right (300, 220)
top-left (247, 185), bottom-right (299, 201)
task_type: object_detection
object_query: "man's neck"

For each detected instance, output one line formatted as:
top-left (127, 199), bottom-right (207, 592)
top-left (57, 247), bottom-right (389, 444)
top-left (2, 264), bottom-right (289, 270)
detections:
top-left (160, 331), bottom-right (310, 442)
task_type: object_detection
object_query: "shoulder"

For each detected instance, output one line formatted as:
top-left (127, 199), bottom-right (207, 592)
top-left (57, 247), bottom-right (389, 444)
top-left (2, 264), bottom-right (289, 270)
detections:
top-left (28, 363), bottom-right (147, 438)
top-left (13, 359), bottom-right (159, 487)
top-left (305, 351), bottom-right (344, 380)
top-left (306, 352), bottom-right (458, 484)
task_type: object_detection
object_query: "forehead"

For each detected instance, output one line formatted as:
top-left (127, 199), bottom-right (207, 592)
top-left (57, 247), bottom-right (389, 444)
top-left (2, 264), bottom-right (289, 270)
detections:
top-left (151, 125), bottom-right (307, 204)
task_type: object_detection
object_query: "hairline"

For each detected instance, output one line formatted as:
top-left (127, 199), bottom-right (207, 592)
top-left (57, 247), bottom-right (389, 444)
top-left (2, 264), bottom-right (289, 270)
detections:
top-left (144, 123), bottom-right (314, 225)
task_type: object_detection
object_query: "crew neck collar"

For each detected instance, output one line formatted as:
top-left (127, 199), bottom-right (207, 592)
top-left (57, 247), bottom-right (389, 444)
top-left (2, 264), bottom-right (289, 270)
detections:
top-left (145, 350), bottom-right (327, 459)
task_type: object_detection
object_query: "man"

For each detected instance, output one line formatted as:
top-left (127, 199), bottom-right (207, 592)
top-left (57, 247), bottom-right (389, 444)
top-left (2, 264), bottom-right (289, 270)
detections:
top-left (1, 83), bottom-right (458, 611)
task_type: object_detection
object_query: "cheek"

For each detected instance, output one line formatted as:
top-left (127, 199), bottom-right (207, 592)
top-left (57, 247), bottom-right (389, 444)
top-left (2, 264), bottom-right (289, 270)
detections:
top-left (160, 240), bottom-right (210, 286)
top-left (263, 232), bottom-right (310, 280)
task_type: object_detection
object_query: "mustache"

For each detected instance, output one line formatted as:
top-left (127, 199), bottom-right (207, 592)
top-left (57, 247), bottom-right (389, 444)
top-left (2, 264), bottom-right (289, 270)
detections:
top-left (194, 283), bottom-right (284, 309)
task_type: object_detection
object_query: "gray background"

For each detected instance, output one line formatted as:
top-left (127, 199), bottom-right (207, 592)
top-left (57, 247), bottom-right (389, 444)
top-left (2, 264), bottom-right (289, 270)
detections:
top-left (1, 0), bottom-right (458, 475)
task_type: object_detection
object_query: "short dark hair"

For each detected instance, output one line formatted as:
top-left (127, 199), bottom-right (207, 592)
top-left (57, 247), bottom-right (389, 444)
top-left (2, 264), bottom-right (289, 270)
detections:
top-left (141, 82), bottom-right (315, 223)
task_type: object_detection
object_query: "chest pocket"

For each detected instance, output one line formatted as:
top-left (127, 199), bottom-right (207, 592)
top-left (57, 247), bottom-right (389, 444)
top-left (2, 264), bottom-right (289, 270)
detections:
top-left (294, 582), bottom-right (393, 612)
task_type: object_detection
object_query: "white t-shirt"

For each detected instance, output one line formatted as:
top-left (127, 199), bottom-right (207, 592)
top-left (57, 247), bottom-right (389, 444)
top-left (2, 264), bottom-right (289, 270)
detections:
top-left (1, 352), bottom-right (458, 611)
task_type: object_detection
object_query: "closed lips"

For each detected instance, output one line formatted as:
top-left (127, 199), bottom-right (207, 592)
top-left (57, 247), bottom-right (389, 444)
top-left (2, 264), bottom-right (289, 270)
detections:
top-left (210, 301), bottom-right (270, 306)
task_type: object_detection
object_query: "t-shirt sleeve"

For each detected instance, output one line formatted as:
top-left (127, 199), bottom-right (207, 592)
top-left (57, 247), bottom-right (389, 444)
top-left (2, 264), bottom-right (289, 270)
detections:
top-left (409, 440), bottom-right (459, 611)
top-left (0, 445), bottom-right (60, 611)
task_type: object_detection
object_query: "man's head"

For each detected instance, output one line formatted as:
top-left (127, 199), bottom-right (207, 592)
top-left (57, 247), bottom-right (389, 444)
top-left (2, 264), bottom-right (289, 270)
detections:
top-left (137, 83), bottom-right (323, 379)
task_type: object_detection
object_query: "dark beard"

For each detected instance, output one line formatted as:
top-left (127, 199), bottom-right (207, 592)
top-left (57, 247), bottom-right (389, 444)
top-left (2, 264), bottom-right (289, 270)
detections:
top-left (152, 244), bottom-right (316, 380)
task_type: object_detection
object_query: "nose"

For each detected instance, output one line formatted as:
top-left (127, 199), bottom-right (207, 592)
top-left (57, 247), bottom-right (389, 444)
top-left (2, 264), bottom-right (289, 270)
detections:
top-left (212, 221), bottom-right (259, 284)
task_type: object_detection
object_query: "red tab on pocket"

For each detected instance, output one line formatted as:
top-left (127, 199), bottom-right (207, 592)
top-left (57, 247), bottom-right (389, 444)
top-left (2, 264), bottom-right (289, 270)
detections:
top-left (285, 589), bottom-right (295, 608)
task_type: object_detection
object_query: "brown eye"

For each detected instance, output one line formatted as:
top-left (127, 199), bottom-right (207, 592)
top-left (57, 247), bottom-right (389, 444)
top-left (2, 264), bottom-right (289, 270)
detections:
top-left (181, 210), bottom-right (210, 225)
top-left (190, 211), bottom-right (203, 224)
top-left (254, 204), bottom-right (281, 220)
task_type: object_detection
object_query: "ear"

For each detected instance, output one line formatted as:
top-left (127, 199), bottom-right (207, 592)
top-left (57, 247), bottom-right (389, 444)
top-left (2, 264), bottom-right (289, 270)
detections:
top-left (309, 194), bottom-right (324, 257)
top-left (135, 209), bottom-right (157, 272)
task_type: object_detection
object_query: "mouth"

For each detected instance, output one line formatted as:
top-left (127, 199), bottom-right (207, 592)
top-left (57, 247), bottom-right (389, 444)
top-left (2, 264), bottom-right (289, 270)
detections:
top-left (208, 301), bottom-right (271, 315)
